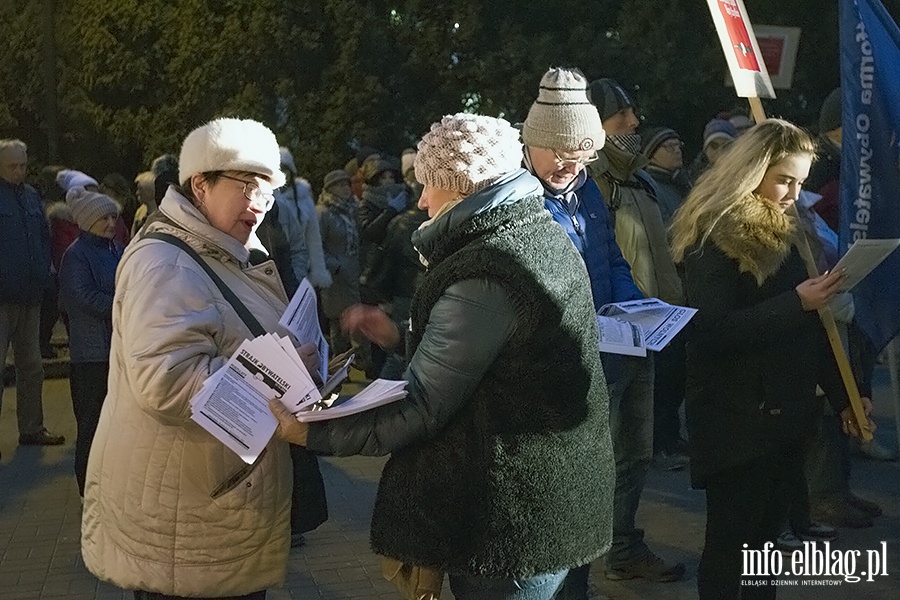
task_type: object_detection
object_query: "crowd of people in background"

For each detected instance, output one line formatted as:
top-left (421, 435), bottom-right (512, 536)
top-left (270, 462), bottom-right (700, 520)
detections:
top-left (0, 64), bottom-right (895, 600)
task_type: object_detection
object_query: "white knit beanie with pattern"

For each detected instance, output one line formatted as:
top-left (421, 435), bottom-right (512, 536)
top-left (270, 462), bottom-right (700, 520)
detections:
top-left (179, 118), bottom-right (286, 188)
top-left (521, 67), bottom-right (606, 153)
top-left (65, 186), bottom-right (119, 231)
top-left (414, 113), bottom-right (522, 197)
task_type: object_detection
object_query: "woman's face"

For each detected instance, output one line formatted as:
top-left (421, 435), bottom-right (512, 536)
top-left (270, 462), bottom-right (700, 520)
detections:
top-left (417, 185), bottom-right (459, 218)
top-left (328, 180), bottom-right (353, 200)
top-left (378, 170), bottom-right (397, 186)
top-left (755, 153), bottom-right (813, 213)
top-left (89, 213), bottom-right (118, 239)
top-left (192, 171), bottom-right (274, 244)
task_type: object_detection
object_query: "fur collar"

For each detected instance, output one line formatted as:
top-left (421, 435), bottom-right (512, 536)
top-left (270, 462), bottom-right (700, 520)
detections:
top-left (708, 193), bottom-right (799, 285)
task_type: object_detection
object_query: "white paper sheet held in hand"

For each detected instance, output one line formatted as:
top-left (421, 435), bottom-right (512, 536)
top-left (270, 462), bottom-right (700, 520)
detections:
top-left (190, 334), bottom-right (322, 464)
top-left (832, 239), bottom-right (900, 293)
top-left (279, 278), bottom-right (329, 383)
top-left (295, 378), bottom-right (408, 422)
top-left (596, 298), bottom-right (696, 354)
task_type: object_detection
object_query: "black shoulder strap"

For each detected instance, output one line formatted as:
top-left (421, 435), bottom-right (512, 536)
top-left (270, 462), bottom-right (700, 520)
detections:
top-left (144, 232), bottom-right (266, 337)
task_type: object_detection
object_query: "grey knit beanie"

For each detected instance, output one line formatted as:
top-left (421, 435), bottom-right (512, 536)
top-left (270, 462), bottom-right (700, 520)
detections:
top-left (323, 169), bottom-right (351, 191)
top-left (66, 186), bottom-right (119, 231)
top-left (521, 67), bottom-right (606, 153)
top-left (588, 78), bottom-right (635, 121)
top-left (414, 113), bottom-right (523, 197)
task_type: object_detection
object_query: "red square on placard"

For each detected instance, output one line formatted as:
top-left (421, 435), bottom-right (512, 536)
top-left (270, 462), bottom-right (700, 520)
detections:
top-left (757, 36), bottom-right (786, 76)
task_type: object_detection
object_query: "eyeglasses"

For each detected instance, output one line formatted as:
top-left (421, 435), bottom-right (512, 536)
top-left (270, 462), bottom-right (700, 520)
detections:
top-left (553, 149), bottom-right (599, 168)
top-left (218, 174), bottom-right (275, 211)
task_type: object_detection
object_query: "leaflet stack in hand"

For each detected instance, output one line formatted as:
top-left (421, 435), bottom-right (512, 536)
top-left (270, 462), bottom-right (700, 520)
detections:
top-left (295, 379), bottom-right (408, 422)
top-left (596, 298), bottom-right (697, 356)
top-left (189, 333), bottom-right (322, 464)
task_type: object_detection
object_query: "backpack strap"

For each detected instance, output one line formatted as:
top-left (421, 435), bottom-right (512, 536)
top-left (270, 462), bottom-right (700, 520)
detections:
top-left (144, 231), bottom-right (266, 337)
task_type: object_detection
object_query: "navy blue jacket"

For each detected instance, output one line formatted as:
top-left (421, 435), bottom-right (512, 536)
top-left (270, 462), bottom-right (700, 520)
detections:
top-left (542, 176), bottom-right (642, 310)
top-left (59, 231), bottom-right (124, 363)
top-left (0, 179), bottom-right (51, 304)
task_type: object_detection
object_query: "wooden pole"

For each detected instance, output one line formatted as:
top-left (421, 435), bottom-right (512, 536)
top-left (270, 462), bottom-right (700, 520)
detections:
top-left (790, 222), bottom-right (874, 441)
top-left (748, 96), bottom-right (872, 439)
top-left (747, 96), bottom-right (767, 124)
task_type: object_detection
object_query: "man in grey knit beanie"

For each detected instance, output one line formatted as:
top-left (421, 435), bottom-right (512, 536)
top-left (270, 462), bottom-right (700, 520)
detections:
top-left (523, 68), bottom-right (686, 593)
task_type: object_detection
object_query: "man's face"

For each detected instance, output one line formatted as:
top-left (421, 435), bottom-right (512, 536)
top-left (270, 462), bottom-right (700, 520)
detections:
top-left (650, 139), bottom-right (684, 171)
top-left (528, 146), bottom-right (596, 192)
top-left (0, 148), bottom-right (27, 185)
top-left (602, 107), bottom-right (640, 136)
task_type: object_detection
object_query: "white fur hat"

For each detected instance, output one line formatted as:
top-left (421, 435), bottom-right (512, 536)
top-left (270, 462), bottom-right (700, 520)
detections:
top-left (522, 67), bottom-right (606, 152)
top-left (178, 118), bottom-right (286, 188)
top-left (414, 113), bottom-right (522, 197)
top-left (56, 169), bottom-right (99, 192)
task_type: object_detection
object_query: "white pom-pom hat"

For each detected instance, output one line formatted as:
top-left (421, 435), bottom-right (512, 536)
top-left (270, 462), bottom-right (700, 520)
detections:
top-left (178, 118), bottom-right (286, 188)
top-left (414, 113), bottom-right (523, 197)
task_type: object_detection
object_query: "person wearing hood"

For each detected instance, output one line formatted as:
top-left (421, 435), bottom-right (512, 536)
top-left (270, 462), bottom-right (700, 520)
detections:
top-left (523, 68), bottom-right (684, 593)
top-left (270, 113), bottom-right (614, 600)
top-left (274, 147), bottom-right (332, 289)
top-left (81, 118), bottom-right (320, 599)
top-left (669, 119), bottom-right (874, 599)
top-left (58, 187), bottom-right (124, 497)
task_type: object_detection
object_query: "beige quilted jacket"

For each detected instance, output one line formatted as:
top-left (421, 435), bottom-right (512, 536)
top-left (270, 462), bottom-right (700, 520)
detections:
top-left (81, 189), bottom-right (293, 596)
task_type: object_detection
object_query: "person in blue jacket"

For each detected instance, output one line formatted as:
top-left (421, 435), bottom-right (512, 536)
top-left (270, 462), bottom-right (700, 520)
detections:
top-left (0, 139), bottom-right (64, 451)
top-left (521, 68), bottom-right (686, 596)
top-left (58, 187), bottom-right (124, 496)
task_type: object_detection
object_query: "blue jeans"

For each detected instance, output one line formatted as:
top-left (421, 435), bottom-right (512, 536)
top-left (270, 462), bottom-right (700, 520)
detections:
top-left (449, 569), bottom-right (568, 600)
top-left (600, 353), bottom-right (654, 567)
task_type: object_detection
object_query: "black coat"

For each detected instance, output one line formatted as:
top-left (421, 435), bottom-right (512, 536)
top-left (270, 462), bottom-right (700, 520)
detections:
top-left (681, 195), bottom-right (849, 488)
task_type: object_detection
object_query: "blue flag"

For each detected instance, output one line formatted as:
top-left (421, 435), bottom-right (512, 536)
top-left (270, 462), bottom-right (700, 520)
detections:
top-left (840, 0), bottom-right (900, 351)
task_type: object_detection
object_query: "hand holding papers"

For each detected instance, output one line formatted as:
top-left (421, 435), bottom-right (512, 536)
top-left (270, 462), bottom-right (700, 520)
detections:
top-left (832, 239), bottom-right (900, 293)
top-left (190, 334), bottom-right (322, 464)
top-left (190, 281), bottom-right (408, 463)
top-left (596, 298), bottom-right (696, 356)
top-left (295, 379), bottom-right (408, 422)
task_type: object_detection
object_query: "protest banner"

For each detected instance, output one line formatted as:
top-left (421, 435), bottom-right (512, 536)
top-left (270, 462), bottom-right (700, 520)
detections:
top-left (840, 0), bottom-right (900, 447)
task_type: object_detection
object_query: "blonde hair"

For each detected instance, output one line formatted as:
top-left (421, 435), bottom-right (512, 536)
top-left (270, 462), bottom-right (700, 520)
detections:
top-left (670, 118), bottom-right (816, 262)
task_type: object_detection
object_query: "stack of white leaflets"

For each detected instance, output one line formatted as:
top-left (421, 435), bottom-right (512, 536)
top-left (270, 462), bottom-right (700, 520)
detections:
top-left (189, 279), bottom-right (408, 464)
top-left (189, 333), bottom-right (323, 464)
top-left (295, 379), bottom-right (408, 422)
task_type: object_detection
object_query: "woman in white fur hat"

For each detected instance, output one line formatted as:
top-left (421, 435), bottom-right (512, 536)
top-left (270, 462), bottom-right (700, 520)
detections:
top-left (270, 113), bottom-right (615, 600)
top-left (81, 118), bottom-right (318, 600)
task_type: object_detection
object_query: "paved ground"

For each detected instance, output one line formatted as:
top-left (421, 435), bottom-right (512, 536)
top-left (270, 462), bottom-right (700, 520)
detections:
top-left (1, 358), bottom-right (899, 599)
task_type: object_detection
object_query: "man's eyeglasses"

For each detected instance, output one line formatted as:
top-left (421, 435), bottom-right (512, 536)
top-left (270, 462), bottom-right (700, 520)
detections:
top-left (218, 174), bottom-right (276, 211)
top-left (553, 149), bottom-right (599, 168)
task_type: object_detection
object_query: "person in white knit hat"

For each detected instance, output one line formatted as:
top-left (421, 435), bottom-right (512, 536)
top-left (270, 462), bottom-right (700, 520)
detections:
top-left (82, 117), bottom-right (318, 600)
top-left (269, 113), bottom-right (615, 600)
top-left (57, 187), bottom-right (123, 498)
top-left (523, 68), bottom-right (685, 594)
